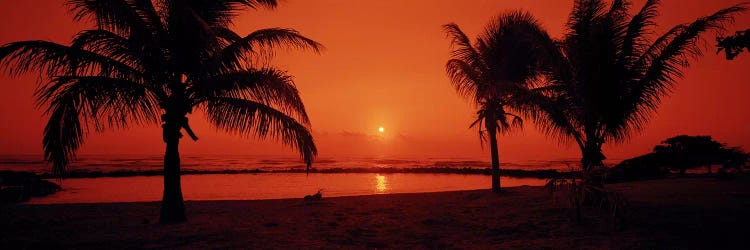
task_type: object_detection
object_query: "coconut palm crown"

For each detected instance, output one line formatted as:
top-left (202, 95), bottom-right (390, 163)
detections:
top-left (0, 0), bottom-right (321, 223)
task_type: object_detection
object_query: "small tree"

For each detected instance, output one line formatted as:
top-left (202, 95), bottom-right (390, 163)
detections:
top-left (653, 135), bottom-right (747, 174)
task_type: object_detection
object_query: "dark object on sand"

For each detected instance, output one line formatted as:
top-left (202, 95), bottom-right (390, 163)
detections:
top-left (0, 171), bottom-right (61, 203)
top-left (304, 189), bottom-right (323, 202)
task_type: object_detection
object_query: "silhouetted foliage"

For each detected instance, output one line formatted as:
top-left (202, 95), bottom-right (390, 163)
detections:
top-left (530, 0), bottom-right (746, 173)
top-left (0, 0), bottom-right (320, 223)
top-left (717, 29), bottom-right (750, 59)
top-left (608, 135), bottom-right (749, 182)
top-left (0, 171), bottom-right (61, 203)
top-left (653, 135), bottom-right (747, 174)
top-left (444, 10), bottom-right (553, 192)
top-left (546, 164), bottom-right (629, 228)
top-left (605, 153), bottom-right (670, 183)
top-left (525, 0), bottom-right (746, 224)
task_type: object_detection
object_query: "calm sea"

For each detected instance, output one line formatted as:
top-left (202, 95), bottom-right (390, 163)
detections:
top-left (1, 154), bottom-right (614, 204)
top-left (0, 154), bottom-right (590, 174)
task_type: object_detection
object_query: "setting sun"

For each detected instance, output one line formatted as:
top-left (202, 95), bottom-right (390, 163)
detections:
top-left (378, 127), bottom-right (385, 133)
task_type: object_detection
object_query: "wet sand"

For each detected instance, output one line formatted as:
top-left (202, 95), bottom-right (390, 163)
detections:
top-left (2, 175), bottom-right (749, 249)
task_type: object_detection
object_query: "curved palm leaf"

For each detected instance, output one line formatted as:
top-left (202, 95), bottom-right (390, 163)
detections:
top-left (190, 68), bottom-right (310, 123)
top-left (213, 28), bottom-right (323, 72)
top-left (445, 58), bottom-right (483, 102)
top-left (42, 93), bottom-right (84, 176)
top-left (67, 0), bottom-right (162, 37)
top-left (204, 97), bottom-right (316, 172)
top-left (169, 0), bottom-right (277, 27)
top-left (0, 40), bottom-right (143, 79)
top-left (38, 75), bottom-right (161, 173)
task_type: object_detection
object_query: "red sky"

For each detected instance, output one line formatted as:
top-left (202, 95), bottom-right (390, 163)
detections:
top-left (1, 0), bottom-right (749, 163)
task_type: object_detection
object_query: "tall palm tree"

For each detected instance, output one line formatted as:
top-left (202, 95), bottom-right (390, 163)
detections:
top-left (534, 0), bottom-right (746, 172)
top-left (0, 0), bottom-right (321, 223)
top-left (444, 11), bottom-right (554, 193)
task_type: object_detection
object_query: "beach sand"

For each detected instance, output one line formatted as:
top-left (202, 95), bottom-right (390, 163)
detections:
top-left (2, 175), bottom-right (749, 249)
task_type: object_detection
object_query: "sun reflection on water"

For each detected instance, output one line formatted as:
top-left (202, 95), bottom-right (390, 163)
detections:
top-left (375, 174), bottom-right (388, 193)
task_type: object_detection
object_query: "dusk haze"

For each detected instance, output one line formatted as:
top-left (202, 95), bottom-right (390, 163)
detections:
top-left (1, 0), bottom-right (749, 249)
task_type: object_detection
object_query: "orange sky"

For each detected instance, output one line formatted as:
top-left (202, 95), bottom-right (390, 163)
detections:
top-left (1, 0), bottom-right (749, 163)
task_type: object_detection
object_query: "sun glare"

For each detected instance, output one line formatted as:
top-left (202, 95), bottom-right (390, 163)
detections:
top-left (375, 174), bottom-right (388, 193)
top-left (378, 126), bottom-right (384, 133)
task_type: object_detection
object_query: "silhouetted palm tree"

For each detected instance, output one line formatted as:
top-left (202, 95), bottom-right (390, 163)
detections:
top-left (444, 11), bottom-right (553, 192)
top-left (0, 0), bottom-right (320, 223)
top-left (534, 0), bottom-right (745, 172)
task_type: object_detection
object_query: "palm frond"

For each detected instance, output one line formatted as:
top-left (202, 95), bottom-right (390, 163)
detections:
top-left (71, 28), bottom-right (167, 72)
top-left (67, 0), bottom-right (161, 36)
top-left (71, 30), bottom-right (146, 70)
top-left (566, 0), bottom-right (608, 40)
top-left (478, 10), bottom-right (551, 88)
top-left (213, 28), bottom-right (323, 71)
top-left (191, 68), bottom-right (309, 123)
top-left (443, 23), bottom-right (487, 76)
top-left (469, 110), bottom-right (488, 149)
top-left (38, 76), bottom-right (162, 129)
top-left (619, 3), bottom-right (747, 141)
top-left (39, 75), bottom-right (161, 174)
top-left (619, 0), bottom-right (659, 67)
top-left (445, 58), bottom-right (482, 102)
top-left (497, 112), bottom-right (524, 135)
top-left (0, 40), bottom-right (143, 79)
top-left (514, 82), bottom-right (584, 148)
top-left (204, 97), bottom-right (316, 172)
top-left (169, 0), bottom-right (277, 27)
top-left (604, 0), bottom-right (631, 53)
top-left (213, 27), bottom-right (244, 44)
top-left (42, 93), bottom-right (84, 176)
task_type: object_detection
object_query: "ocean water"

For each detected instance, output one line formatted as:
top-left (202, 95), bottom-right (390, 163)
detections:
top-left (1, 154), bottom-right (602, 204)
top-left (0, 154), bottom-right (592, 174)
top-left (27, 173), bottom-right (549, 204)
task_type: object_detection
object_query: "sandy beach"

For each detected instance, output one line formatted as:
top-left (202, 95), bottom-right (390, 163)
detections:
top-left (2, 175), bottom-right (749, 249)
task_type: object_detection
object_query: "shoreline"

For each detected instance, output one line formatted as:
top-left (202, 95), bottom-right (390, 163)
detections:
top-left (25, 173), bottom-right (549, 204)
top-left (3, 176), bottom-right (749, 249)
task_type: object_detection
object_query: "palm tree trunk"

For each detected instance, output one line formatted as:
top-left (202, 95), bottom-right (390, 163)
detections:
top-left (581, 139), bottom-right (604, 171)
top-left (489, 129), bottom-right (501, 193)
top-left (159, 121), bottom-right (186, 223)
top-left (580, 136), bottom-right (606, 206)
